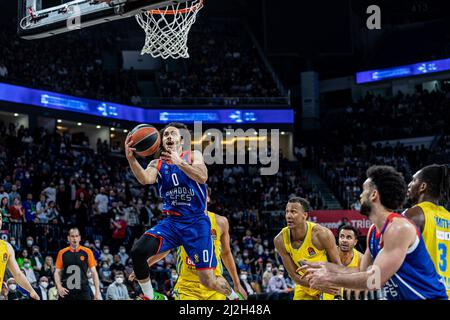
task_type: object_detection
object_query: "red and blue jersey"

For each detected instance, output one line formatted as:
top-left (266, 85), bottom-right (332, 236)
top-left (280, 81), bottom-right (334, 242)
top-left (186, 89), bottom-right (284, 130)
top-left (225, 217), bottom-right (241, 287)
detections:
top-left (155, 150), bottom-right (207, 221)
top-left (368, 213), bottom-right (447, 300)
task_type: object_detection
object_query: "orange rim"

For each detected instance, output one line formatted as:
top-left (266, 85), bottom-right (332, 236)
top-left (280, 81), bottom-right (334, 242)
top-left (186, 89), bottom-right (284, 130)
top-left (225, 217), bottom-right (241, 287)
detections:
top-left (149, 0), bottom-right (203, 15)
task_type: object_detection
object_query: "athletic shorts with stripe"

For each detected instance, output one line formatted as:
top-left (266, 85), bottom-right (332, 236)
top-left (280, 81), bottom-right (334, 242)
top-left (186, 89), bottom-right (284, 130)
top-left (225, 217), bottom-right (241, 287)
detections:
top-left (145, 213), bottom-right (217, 270)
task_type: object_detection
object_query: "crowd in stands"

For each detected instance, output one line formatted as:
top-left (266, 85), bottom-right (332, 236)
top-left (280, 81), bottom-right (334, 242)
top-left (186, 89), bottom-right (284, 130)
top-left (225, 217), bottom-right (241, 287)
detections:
top-left (0, 15), bottom-right (284, 107)
top-left (0, 17), bottom-right (140, 106)
top-left (158, 19), bottom-right (282, 99)
top-left (314, 85), bottom-right (450, 209)
top-left (0, 120), bottom-right (322, 300)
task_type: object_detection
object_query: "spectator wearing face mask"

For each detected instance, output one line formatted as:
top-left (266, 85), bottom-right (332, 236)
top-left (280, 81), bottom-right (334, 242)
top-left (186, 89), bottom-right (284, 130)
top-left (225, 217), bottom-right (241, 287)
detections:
top-left (99, 262), bottom-right (113, 286)
top-left (22, 259), bottom-right (37, 286)
top-left (8, 237), bottom-right (19, 252)
top-left (106, 271), bottom-right (130, 300)
top-left (31, 246), bottom-right (44, 273)
top-left (92, 240), bottom-right (102, 262)
top-left (24, 236), bottom-right (34, 252)
top-left (267, 267), bottom-right (289, 294)
top-left (262, 262), bottom-right (273, 290)
top-left (16, 249), bottom-right (29, 269)
top-left (118, 246), bottom-right (129, 266)
top-left (100, 245), bottom-right (113, 266)
top-left (239, 270), bottom-right (255, 296)
top-left (6, 278), bottom-right (26, 300)
top-left (35, 276), bottom-right (50, 300)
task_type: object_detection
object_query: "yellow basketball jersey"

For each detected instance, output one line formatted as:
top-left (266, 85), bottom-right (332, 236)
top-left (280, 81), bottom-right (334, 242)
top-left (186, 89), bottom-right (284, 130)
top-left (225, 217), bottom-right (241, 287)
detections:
top-left (174, 211), bottom-right (224, 299)
top-left (321, 248), bottom-right (361, 300)
top-left (417, 202), bottom-right (450, 298)
top-left (282, 221), bottom-right (328, 300)
top-left (0, 240), bottom-right (10, 286)
top-left (346, 248), bottom-right (360, 269)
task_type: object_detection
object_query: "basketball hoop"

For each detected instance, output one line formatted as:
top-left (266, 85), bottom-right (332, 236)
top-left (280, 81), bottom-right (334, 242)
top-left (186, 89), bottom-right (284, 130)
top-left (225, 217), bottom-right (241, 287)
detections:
top-left (135, 0), bottom-right (203, 59)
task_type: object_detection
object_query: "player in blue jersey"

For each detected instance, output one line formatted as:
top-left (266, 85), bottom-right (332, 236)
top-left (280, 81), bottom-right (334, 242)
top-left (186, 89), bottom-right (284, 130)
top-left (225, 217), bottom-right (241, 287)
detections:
top-left (125, 122), bottom-right (241, 300)
top-left (299, 166), bottom-right (447, 300)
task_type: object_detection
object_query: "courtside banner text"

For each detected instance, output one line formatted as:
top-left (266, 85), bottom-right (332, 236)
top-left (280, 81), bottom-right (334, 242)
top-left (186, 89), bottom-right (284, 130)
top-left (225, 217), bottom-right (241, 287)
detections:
top-left (308, 210), bottom-right (371, 236)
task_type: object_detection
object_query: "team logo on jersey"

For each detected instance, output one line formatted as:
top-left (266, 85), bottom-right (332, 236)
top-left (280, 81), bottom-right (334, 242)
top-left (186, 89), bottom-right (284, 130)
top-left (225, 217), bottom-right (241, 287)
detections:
top-left (80, 255), bottom-right (85, 261)
top-left (186, 256), bottom-right (195, 267)
top-left (211, 229), bottom-right (217, 241)
top-left (308, 247), bottom-right (317, 257)
top-left (2, 253), bottom-right (7, 263)
top-left (194, 254), bottom-right (199, 263)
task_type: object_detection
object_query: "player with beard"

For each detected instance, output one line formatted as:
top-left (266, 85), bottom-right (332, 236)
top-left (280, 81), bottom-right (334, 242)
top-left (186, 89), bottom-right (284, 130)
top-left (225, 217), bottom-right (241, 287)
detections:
top-left (300, 166), bottom-right (447, 300)
top-left (322, 224), bottom-right (363, 300)
top-left (337, 224), bottom-right (362, 269)
top-left (125, 122), bottom-right (241, 300)
top-left (404, 164), bottom-right (450, 298)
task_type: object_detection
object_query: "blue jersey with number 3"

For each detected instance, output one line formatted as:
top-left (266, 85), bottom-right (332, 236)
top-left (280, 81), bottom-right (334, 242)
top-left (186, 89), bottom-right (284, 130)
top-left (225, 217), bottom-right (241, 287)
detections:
top-left (156, 150), bottom-right (207, 220)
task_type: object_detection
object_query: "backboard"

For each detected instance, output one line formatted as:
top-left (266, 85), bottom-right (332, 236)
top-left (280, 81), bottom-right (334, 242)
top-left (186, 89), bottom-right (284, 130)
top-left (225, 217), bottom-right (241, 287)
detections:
top-left (17, 0), bottom-right (190, 40)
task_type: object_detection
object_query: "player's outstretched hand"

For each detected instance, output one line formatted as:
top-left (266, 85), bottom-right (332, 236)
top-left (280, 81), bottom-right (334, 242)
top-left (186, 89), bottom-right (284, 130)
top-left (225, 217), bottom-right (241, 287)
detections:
top-left (161, 150), bottom-right (183, 166)
top-left (125, 133), bottom-right (136, 161)
top-left (296, 260), bottom-right (325, 276)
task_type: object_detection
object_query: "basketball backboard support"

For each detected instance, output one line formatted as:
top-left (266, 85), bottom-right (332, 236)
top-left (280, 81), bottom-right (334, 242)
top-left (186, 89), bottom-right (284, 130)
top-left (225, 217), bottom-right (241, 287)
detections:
top-left (17, 0), bottom-right (190, 40)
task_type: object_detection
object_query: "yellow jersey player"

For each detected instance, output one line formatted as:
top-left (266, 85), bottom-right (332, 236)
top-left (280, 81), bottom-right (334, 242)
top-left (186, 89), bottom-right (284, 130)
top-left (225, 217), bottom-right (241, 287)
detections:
top-left (172, 210), bottom-right (246, 300)
top-left (405, 164), bottom-right (450, 298)
top-left (274, 197), bottom-right (342, 300)
top-left (322, 224), bottom-right (363, 300)
top-left (0, 211), bottom-right (40, 300)
top-left (337, 224), bottom-right (362, 269)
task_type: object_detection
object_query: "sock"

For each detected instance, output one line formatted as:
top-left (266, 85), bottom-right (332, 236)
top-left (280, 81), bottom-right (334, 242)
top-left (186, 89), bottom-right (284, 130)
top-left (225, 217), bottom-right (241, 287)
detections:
top-left (227, 289), bottom-right (239, 300)
top-left (139, 279), bottom-right (154, 299)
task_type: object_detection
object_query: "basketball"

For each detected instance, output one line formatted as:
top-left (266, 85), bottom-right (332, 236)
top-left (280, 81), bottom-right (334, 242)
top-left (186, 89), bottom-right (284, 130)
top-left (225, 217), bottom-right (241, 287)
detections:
top-left (129, 124), bottom-right (161, 157)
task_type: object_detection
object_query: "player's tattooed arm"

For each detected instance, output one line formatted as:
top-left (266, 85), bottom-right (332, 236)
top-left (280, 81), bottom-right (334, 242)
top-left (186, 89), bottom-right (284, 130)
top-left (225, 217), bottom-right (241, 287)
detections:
top-left (138, 159), bottom-right (159, 185)
top-left (177, 150), bottom-right (208, 184)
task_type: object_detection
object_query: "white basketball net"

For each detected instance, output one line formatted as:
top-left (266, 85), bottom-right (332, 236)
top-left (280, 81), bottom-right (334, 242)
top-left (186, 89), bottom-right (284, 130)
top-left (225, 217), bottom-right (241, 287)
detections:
top-left (135, 0), bottom-right (203, 59)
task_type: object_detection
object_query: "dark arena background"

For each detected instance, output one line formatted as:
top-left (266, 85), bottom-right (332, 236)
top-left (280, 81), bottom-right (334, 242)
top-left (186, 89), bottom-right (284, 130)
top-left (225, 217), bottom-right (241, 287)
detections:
top-left (0, 0), bottom-right (450, 309)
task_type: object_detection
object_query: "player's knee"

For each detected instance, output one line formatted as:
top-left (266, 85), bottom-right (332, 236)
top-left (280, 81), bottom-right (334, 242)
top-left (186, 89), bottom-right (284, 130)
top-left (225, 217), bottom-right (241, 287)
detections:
top-left (131, 234), bottom-right (159, 260)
